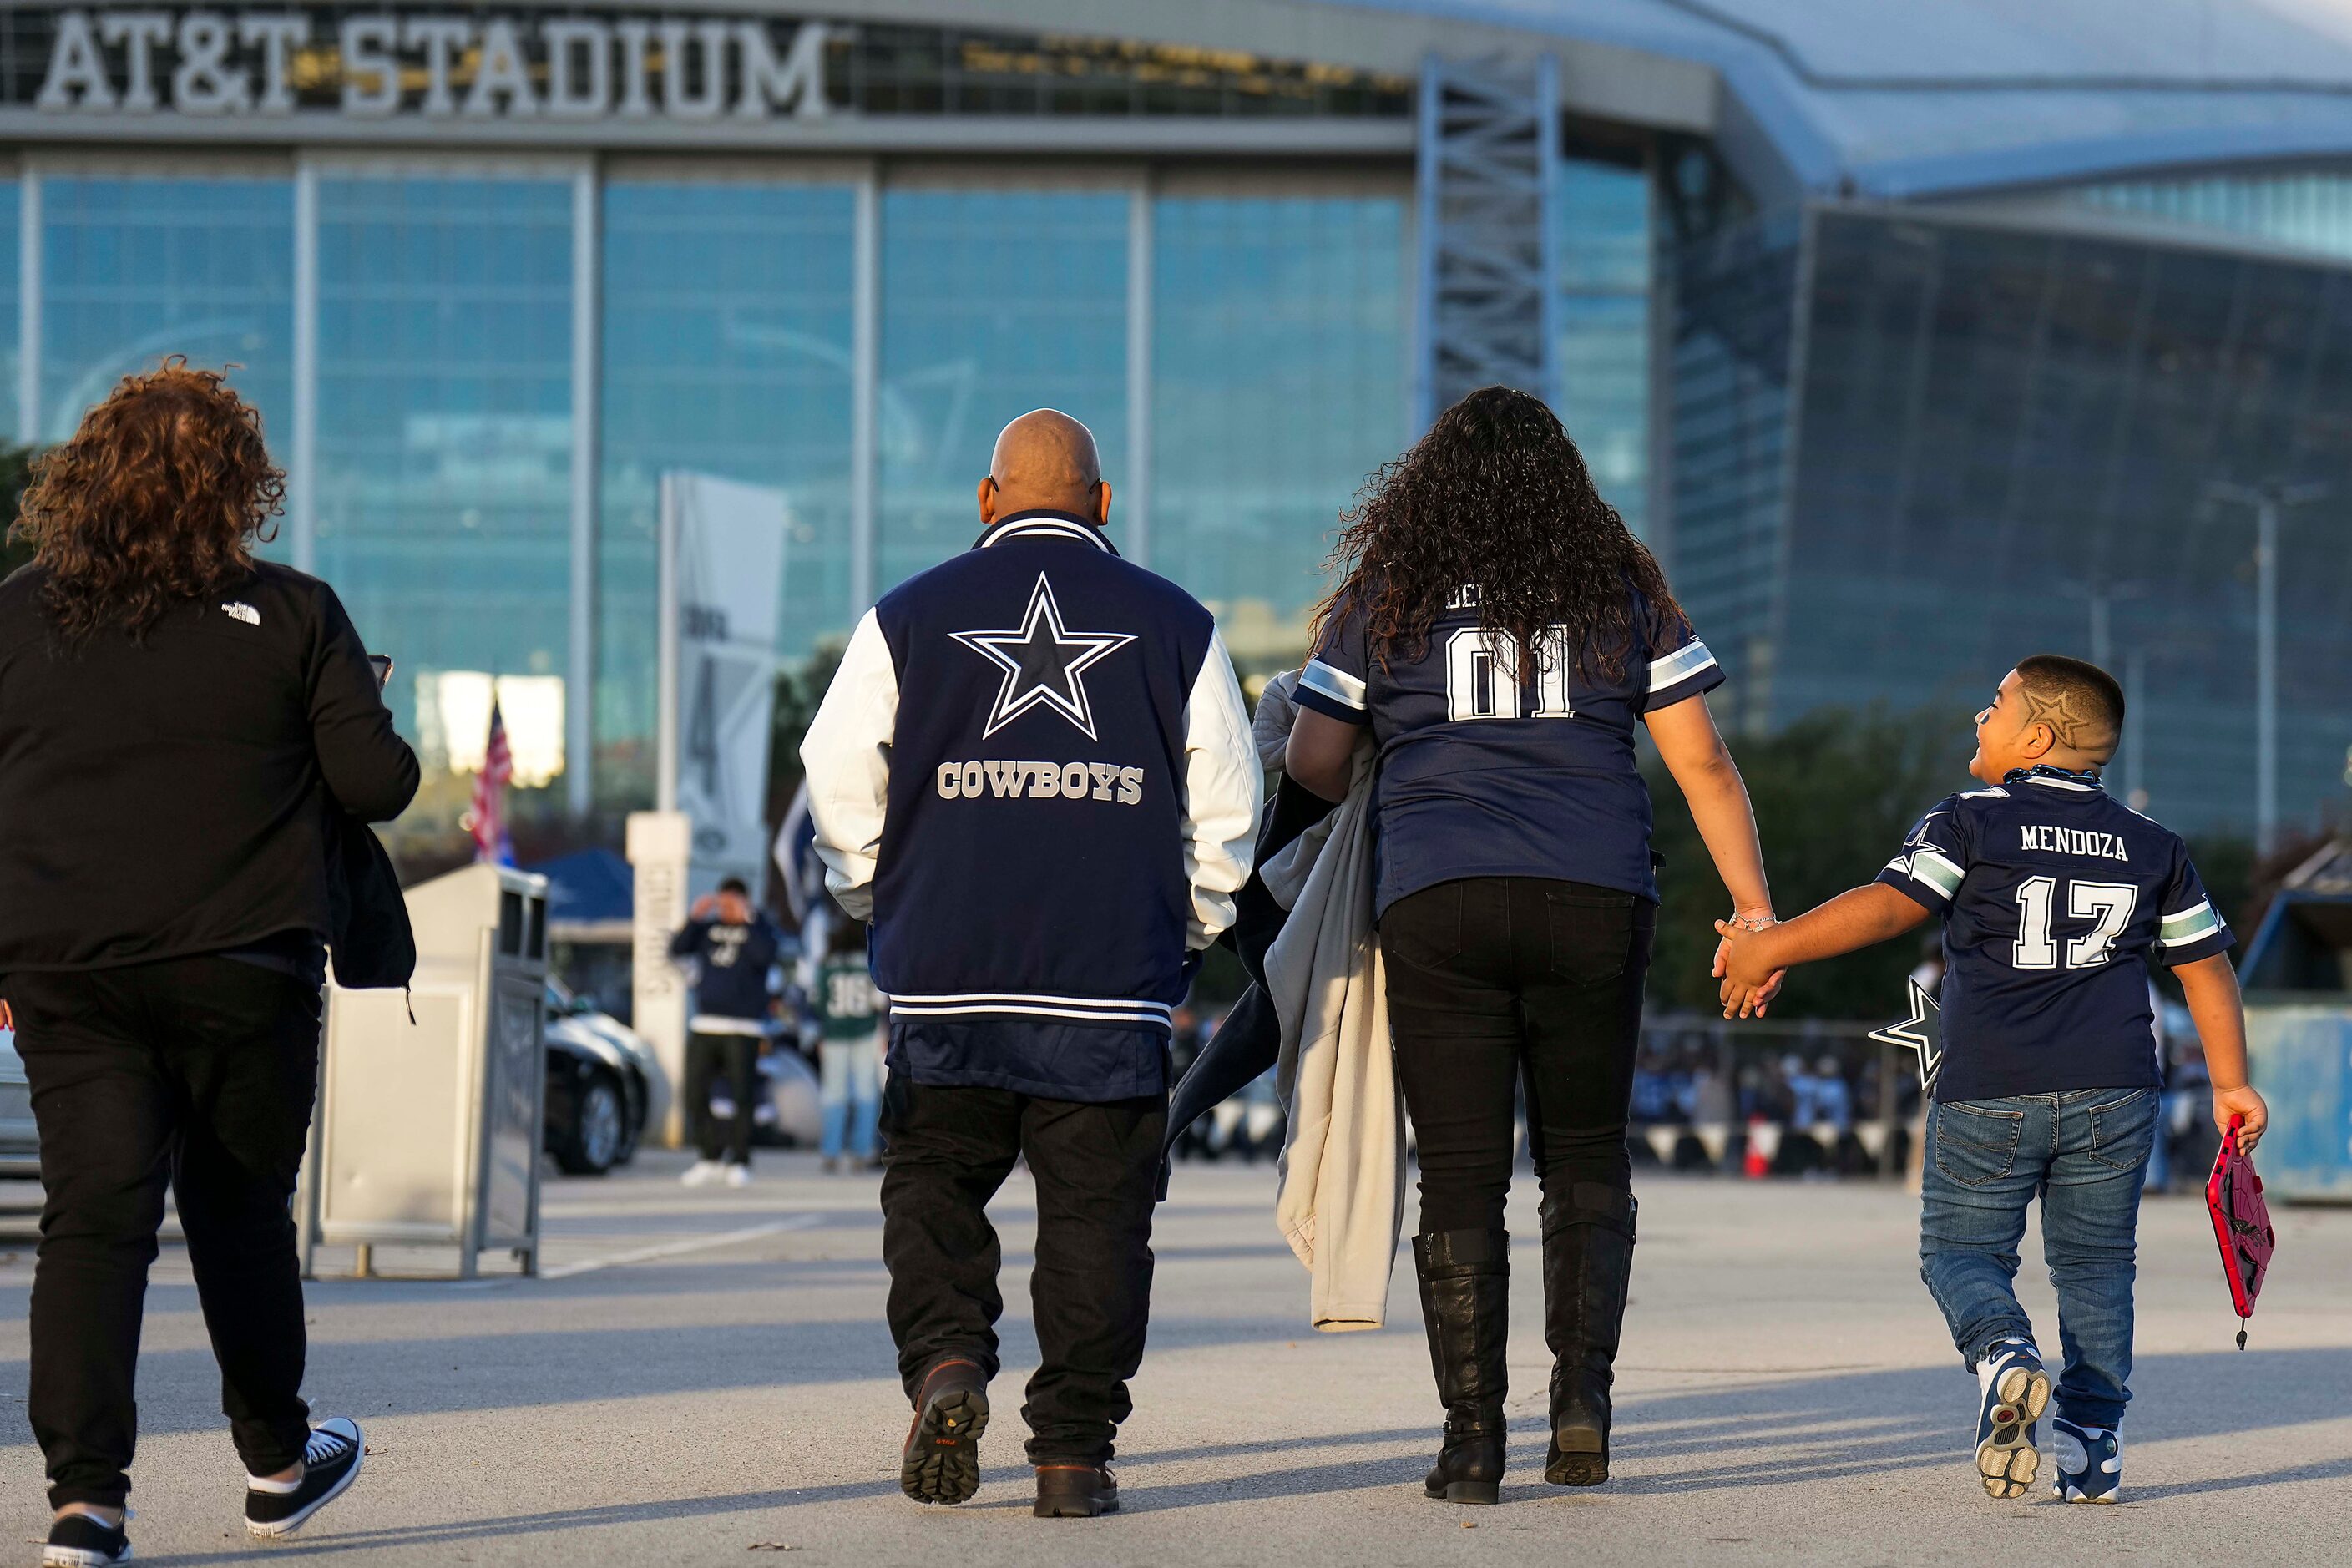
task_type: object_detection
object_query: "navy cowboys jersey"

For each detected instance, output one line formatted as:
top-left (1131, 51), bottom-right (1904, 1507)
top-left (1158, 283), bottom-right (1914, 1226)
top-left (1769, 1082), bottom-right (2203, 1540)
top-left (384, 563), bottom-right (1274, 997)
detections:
top-left (1877, 766), bottom-right (2231, 1102)
top-left (801, 509), bottom-right (1259, 1103)
top-left (1296, 585), bottom-right (1721, 912)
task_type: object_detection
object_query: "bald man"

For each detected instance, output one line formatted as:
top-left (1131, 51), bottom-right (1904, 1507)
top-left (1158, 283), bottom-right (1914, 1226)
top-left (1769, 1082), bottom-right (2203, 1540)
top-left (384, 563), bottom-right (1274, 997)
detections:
top-left (803, 411), bottom-right (1260, 1519)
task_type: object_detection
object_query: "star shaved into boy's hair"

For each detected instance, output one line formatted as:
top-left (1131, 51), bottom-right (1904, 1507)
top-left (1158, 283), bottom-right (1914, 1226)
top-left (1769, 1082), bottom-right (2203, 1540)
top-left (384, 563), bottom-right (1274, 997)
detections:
top-left (2021, 682), bottom-right (2107, 750)
top-left (2015, 654), bottom-right (2124, 762)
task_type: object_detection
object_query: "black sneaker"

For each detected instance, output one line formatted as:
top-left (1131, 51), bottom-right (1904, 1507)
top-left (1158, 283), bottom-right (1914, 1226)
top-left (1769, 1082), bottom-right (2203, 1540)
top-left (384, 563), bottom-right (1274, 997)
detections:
top-left (245, 1418), bottom-right (364, 1539)
top-left (41, 1511), bottom-right (130, 1566)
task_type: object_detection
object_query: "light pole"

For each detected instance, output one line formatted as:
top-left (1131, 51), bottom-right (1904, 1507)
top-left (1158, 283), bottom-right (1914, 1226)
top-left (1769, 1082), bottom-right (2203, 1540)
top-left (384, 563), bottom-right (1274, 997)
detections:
top-left (2122, 647), bottom-right (2147, 812)
top-left (2205, 479), bottom-right (2330, 853)
top-left (2056, 579), bottom-right (2147, 672)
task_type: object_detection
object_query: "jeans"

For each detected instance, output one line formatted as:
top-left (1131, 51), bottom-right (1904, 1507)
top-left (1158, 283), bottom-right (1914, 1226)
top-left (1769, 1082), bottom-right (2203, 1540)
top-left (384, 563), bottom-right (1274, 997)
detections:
top-left (818, 1034), bottom-right (881, 1161)
top-left (1382, 877), bottom-right (1655, 1235)
top-left (878, 1075), bottom-right (1164, 1464)
top-left (5, 958), bottom-right (321, 1509)
top-left (684, 1031), bottom-right (760, 1166)
top-left (1919, 1087), bottom-right (2157, 1430)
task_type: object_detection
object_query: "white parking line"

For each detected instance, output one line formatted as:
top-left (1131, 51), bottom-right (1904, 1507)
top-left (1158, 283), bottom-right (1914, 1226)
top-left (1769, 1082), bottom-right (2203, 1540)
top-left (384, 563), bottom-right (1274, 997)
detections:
top-left (452, 1213), bottom-right (825, 1290)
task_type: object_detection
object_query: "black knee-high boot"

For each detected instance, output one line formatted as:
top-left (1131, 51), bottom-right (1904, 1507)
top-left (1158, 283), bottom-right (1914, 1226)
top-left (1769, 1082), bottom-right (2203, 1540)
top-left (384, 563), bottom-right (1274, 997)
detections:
top-left (1541, 1185), bottom-right (1636, 1485)
top-left (1413, 1228), bottom-right (1510, 1505)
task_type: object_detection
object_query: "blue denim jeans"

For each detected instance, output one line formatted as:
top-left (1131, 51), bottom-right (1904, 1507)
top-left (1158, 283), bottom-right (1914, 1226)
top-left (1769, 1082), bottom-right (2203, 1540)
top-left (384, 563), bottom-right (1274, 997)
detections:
top-left (1919, 1087), bottom-right (2157, 1430)
top-left (819, 1037), bottom-right (882, 1161)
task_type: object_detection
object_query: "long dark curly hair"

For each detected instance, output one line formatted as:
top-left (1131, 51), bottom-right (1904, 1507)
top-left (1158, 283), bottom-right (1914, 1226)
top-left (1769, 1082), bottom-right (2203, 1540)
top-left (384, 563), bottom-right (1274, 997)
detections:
top-left (12, 358), bottom-right (282, 643)
top-left (1311, 385), bottom-right (1682, 682)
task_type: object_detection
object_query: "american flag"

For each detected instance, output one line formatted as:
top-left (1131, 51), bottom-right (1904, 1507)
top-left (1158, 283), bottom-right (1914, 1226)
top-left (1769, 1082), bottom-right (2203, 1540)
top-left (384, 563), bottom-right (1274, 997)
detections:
top-left (469, 696), bottom-right (514, 865)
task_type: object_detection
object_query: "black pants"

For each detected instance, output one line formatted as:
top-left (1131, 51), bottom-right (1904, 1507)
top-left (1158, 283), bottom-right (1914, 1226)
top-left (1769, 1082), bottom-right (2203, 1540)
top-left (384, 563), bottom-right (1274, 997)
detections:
top-left (5, 958), bottom-right (320, 1509)
top-left (878, 1075), bottom-right (1164, 1464)
top-left (684, 1031), bottom-right (759, 1166)
top-left (1382, 877), bottom-right (1655, 1236)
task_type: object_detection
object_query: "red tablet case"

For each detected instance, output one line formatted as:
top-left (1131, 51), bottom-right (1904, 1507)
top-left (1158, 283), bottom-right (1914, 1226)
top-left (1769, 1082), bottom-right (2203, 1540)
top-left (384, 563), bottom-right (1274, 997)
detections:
top-left (2205, 1116), bottom-right (2275, 1349)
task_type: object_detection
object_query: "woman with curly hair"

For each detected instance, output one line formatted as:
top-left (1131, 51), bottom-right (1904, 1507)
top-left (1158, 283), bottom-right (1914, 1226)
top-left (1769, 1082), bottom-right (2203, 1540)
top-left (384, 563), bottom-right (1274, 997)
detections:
top-left (0, 361), bottom-right (414, 1563)
top-left (1287, 386), bottom-right (1780, 1502)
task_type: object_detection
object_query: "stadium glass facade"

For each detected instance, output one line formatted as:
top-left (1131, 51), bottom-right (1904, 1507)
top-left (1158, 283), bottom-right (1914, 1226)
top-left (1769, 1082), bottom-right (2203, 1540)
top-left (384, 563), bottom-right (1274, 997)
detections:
top-left (1666, 178), bottom-right (2352, 836)
top-left (2, 1), bottom-right (2345, 847)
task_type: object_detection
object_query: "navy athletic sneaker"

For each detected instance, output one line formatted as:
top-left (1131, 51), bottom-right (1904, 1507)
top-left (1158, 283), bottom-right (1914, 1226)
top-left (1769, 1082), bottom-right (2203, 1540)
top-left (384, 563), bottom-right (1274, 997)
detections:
top-left (41, 1511), bottom-right (130, 1567)
top-left (1972, 1339), bottom-right (2050, 1499)
top-left (245, 1418), bottom-right (365, 1538)
top-left (2052, 1416), bottom-right (2122, 1503)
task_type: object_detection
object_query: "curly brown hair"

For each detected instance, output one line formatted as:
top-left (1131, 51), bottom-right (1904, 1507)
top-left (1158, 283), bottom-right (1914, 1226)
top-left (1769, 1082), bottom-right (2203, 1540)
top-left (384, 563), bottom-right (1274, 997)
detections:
top-left (1311, 385), bottom-right (1682, 682)
top-left (11, 357), bottom-right (283, 642)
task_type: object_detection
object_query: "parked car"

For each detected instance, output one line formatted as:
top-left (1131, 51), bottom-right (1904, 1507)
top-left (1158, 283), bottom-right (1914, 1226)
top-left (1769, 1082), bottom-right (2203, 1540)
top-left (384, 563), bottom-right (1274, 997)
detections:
top-left (544, 979), bottom-right (656, 1176)
top-left (0, 1021), bottom-right (36, 1180)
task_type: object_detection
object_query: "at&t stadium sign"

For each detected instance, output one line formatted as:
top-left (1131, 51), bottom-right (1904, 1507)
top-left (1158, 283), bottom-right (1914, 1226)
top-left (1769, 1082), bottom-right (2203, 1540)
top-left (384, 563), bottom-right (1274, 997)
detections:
top-left (21, 8), bottom-right (832, 124)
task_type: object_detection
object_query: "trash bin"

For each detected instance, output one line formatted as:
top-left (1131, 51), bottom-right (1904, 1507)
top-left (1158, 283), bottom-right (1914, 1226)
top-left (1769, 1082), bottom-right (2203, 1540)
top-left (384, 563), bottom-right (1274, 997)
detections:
top-left (2240, 840), bottom-right (2352, 1202)
top-left (301, 863), bottom-right (550, 1279)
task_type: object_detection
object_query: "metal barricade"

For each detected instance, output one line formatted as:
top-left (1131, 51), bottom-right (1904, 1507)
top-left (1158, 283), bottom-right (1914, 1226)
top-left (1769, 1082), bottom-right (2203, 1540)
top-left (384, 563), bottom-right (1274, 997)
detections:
top-left (2241, 843), bottom-right (2352, 1200)
top-left (1628, 1016), bottom-right (1920, 1181)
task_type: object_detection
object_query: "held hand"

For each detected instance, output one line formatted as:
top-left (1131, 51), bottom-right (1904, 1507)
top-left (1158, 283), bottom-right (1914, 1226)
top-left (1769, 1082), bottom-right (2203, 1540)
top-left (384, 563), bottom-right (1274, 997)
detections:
top-left (0, 998), bottom-right (11, 1031)
top-left (2213, 1085), bottom-right (2269, 1156)
top-left (1716, 973), bottom-right (1786, 1020)
top-left (1712, 918), bottom-right (1778, 989)
top-left (1713, 920), bottom-right (1788, 1020)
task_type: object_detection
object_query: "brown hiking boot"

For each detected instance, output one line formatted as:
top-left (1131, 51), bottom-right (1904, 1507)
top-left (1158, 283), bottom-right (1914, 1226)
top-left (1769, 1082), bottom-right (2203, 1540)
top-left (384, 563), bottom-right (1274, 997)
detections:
top-left (1033, 1464), bottom-right (1119, 1518)
top-left (899, 1359), bottom-right (989, 1505)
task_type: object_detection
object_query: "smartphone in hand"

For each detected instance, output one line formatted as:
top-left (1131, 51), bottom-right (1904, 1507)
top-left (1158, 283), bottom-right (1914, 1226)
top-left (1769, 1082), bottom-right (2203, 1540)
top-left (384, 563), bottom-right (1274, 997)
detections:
top-left (367, 654), bottom-right (393, 692)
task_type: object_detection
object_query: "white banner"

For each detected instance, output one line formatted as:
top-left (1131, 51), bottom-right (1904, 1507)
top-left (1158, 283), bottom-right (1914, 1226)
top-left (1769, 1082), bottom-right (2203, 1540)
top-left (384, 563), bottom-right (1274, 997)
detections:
top-left (658, 471), bottom-right (790, 903)
top-left (625, 809), bottom-right (690, 1146)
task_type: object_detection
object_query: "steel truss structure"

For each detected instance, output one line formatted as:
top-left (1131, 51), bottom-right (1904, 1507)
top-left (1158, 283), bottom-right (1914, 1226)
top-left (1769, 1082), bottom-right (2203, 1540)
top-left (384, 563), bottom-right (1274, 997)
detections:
top-left (1414, 53), bottom-right (1560, 429)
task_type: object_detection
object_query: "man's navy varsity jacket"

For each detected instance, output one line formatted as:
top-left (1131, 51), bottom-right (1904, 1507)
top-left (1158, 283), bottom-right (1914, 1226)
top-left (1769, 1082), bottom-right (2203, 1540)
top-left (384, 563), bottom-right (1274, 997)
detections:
top-left (801, 510), bottom-right (1260, 1102)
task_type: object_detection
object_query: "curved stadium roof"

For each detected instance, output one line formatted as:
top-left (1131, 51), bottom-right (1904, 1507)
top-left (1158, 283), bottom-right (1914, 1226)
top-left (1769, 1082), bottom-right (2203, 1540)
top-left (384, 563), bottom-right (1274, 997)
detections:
top-left (1328, 0), bottom-right (2352, 198)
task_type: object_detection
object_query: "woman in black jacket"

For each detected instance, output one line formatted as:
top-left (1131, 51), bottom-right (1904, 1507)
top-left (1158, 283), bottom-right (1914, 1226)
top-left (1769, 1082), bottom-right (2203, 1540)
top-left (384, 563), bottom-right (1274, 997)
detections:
top-left (0, 361), bottom-right (417, 1564)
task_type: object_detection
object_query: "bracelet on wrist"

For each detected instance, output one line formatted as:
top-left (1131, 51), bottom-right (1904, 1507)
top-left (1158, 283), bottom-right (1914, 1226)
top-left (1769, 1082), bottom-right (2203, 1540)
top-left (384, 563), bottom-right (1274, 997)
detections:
top-left (1726, 911), bottom-right (1778, 934)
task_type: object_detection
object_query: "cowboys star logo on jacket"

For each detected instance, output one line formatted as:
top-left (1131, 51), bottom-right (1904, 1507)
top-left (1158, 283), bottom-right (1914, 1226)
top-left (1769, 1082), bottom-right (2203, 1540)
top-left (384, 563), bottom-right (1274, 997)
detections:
top-left (800, 509), bottom-right (1261, 1102)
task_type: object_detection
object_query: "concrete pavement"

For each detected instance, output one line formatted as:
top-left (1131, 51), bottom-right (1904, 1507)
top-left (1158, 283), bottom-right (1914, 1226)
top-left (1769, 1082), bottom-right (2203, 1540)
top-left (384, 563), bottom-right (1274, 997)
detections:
top-left (0, 1151), bottom-right (2344, 1565)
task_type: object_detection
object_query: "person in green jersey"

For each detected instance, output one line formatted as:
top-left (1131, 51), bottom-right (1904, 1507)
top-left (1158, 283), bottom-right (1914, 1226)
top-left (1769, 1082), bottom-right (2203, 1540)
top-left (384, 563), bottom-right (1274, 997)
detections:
top-left (813, 913), bottom-right (885, 1172)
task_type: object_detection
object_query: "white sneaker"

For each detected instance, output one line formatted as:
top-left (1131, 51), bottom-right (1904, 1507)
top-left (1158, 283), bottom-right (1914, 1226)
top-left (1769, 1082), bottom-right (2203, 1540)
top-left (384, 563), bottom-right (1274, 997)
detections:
top-left (680, 1160), bottom-right (725, 1187)
top-left (725, 1163), bottom-right (753, 1188)
top-left (1973, 1339), bottom-right (2050, 1499)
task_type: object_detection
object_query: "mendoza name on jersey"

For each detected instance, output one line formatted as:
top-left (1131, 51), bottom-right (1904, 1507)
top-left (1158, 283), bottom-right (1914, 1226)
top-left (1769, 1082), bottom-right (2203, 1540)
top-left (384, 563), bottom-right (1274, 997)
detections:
top-left (2020, 824), bottom-right (2130, 862)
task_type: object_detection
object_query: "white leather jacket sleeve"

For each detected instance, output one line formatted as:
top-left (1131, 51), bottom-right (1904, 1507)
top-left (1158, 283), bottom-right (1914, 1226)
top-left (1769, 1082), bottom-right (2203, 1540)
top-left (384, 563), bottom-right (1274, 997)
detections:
top-left (1180, 629), bottom-right (1263, 949)
top-left (798, 609), bottom-right (898, 922)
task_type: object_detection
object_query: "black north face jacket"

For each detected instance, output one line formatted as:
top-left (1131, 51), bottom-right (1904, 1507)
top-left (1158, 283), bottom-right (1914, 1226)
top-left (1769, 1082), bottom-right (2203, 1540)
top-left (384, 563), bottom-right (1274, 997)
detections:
top-left (0, 559), bottom-right (419, 980)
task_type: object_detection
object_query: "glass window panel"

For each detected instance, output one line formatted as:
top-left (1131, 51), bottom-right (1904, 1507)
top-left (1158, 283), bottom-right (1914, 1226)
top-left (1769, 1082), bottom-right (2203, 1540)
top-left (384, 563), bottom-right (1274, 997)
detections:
top-left (38, 176), bottom-right (292, 548)
top-left (1664, 209), bottom-right (1799, 735)
top-left (0, 181), bottom-right (17, 443)
top-left (2071, 171), bottom-right (2352, 265)
top-left (315, 172), bottom-right (574, 838)
top-left (598, 179), bottom-right (857, 812)
top-left (1151, 190), bottom-right (1405, 668)
top-left (1555, 159), bottom-right (1650, 538)
top-left (878, 187), bottom-right (1128, 591)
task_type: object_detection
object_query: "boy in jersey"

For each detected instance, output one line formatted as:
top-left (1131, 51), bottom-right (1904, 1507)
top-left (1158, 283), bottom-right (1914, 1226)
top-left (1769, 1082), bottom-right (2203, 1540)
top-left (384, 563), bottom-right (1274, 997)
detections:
top-left (1713, 655), bottom-right (2267, 1504)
